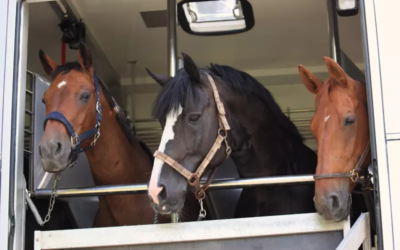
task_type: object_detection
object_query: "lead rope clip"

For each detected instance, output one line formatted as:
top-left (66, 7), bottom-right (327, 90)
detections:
top-left (197, 198), bottom-right (207, 221)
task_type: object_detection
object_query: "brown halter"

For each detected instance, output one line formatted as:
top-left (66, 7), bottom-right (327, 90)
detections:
top-left (154, 73), bottom-right (232, 200)
top-left (313, 140), bottom-right (373, 191)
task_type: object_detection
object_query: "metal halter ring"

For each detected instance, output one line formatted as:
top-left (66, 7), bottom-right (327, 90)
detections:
top-left (71, 135), bottom-right (80, 147)
top-left (188, 173), bottom-right (200, 186)
top-left (350, 169), bottom-right (359, 183)
top-left (218, 128), bottom-right (228, 138)
top-left (195, 189), bottom-right (206, 200)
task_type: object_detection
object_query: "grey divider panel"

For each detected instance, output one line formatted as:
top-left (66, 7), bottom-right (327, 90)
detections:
top-left (35, 213), bottom-right (347, 249)
top-left (76, 232), bottom-right (343, 250)
top-left (32, 73), bottom-right (98, 228)
top-left (340, 50), bottom-right (365, 82)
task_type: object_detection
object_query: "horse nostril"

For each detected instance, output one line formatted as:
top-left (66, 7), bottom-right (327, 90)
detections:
top-left (328, 193), bottom-right (340, 212)
top-left (54, 141), bottom-right (63, 156)
top-left (159, 186), bottom-right (167, 201)
top-left (38, 145), bottom-right (43, 157)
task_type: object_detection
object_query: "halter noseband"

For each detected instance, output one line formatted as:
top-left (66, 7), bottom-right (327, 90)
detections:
top-left (313, 140), bottom-right (373, 191)
top-left (153, 73), bottom-right (231, 200)
top-left (43, 73), bottom-right (102, 169)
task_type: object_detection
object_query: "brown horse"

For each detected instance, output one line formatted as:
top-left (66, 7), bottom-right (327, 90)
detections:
top-left (38, 43), bottom-right (163, 227)
top-left (298, 57), bottom-right (370, 221)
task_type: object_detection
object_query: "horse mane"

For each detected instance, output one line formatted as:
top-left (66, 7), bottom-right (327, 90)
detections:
top-left (51, 62), bottom-right (136, 146)
top-left (209, 64), bottom-right (303, 142)
top-left (153, 64), bottom-right (303, 142)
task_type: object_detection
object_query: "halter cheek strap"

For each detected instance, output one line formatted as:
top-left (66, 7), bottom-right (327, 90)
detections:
top-left (154, 73), bottom-right (231, 200)
top-left (43, 73), bottom-right (102, 168)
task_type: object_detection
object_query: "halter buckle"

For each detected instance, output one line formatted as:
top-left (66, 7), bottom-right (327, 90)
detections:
top-left (188, 173), bottom-right (200, 186)
top-left (71, 135), bottom-right (80, 147)
top-left (350, 169), bottom-right (359, 183)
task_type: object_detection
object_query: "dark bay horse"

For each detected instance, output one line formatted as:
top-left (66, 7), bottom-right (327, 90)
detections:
top-left (298, 57), bottom-right (371, 221)
top-left (147, 53), bottom-right (317, 218)
top-left (37, 43), bottom-right (180, 226)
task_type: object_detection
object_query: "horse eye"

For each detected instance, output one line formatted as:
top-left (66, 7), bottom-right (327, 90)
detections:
top-left (79, 92), bottom-right (91, 103)
top-left (189, 114), bottom-right (201, 123)
top-left (344, 116), bottom-right (356, 126)
top-left (42, 98), bottom-right (46, 104)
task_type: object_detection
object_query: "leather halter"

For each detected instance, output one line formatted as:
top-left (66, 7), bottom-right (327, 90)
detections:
top-left (153, 73), bottom-right (231, 200)
top-left (43, 73), bottom-right (102, 169)
top-left (313, 140), bottom-right (373, 191)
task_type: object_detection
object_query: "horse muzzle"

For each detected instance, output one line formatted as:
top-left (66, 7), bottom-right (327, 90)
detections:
top-left (38, 134), bottom-right (72, 173)
top-left (314, 190), bottom-right (351, 221)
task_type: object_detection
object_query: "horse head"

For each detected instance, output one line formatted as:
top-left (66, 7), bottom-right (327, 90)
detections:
top-left (38, 42), bottom-right (100, 173)
top-left (299, 57), bottom-right (370, 221)
top-left (146, 53), bottom-right (229, 214)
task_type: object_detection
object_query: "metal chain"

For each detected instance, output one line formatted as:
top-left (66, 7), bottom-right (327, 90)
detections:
top-left (41, 173), bottom-right (61, 226)
top-left (197, 199), bottom-right (206, 221)
top-left (154, 211), bottom-right (158, 224)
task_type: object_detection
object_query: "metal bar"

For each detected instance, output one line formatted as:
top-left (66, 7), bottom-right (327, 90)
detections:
top-left (167, 0), bottom-right (178, 223)
top-left (127, 61), bottom-right (137, 127)
top-left (167, 0), bottom-right (177, 77)
top-left (24, 149), bottom-right (33, 155)
top-left (327, 0), bottom-right (342, 63)
top-left (31, 175), bottom-right (314, 198)
top-left (360, 1), bottom-right (385, 249)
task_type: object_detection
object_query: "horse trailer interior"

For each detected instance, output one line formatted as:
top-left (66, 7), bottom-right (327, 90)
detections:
top-left (1, 0), bottom-right (399, 249)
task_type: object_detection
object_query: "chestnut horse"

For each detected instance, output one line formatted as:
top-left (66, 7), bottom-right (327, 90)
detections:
top-left (37, 43), bottom-right (201, 226)
top-left (298, 57), bottom-right (371, 221)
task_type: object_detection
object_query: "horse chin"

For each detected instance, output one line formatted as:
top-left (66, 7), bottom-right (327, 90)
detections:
top-left (317, 207), bottom-right (350, 222)
top-left (41, 158), bottom-right (69, 173)
top-left (151, 200), bottom-right (185, 215)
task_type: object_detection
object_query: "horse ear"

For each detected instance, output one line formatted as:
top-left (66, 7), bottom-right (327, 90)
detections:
top-left (323, 57), bottom-right (348, 87)
top-left (298, 65), bottom-right (324, 94)
top-left (78, 42), bottom-right (93, 72)
top-left (182, 52), bottom-right (201, 83)
top-left (39, 50), bottom-right (58, 76)
top-left (146, 68), bottom-right (172, 87)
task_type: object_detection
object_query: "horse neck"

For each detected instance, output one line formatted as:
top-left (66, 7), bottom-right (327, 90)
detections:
top-left (356, 81), bottom-right (371, 168)
top-left (84, 89), bottom-right (152, 186)
top-left (221, 91), bottom-right (316, 178)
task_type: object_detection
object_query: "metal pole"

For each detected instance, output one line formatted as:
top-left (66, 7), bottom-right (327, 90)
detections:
top-left (128, 61), bottom-right (137, 126)
top-left (31, 175), bottom-right (315, 198)
top-left (167, 0), bottom-right (178, 223)
top-left (327, 0), bottom-right (342, 63)
top-left (167, 0), bottom-right (178, 77)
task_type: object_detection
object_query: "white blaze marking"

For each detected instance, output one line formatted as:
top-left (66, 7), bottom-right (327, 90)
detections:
top-left (57, 81), bottom-right (67, 89)
top-left (324, 115), bottom-right (331, 123)
top-left (148, 105), bottom-right (183, 204)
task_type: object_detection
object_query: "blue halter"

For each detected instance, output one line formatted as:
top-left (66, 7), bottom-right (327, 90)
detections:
top-left (43, 73), bottom-right (102, 168)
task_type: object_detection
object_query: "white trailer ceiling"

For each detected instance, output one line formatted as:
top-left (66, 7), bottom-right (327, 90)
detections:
top-left (65, 0), bottom-right (364, 82)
